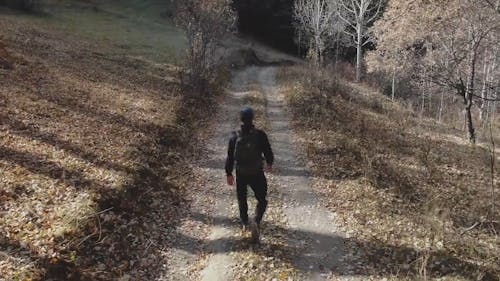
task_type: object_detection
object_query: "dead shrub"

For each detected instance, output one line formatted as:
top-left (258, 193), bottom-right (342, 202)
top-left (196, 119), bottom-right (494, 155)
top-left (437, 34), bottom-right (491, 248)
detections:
top-left (335, 61), bottom-right (356, 82)
top-left (417, 137), bottom-right (440, 182)
top-left (175, 0), bottom-right (235, 95)
top-left (0, 38), bottom-right (15, 69)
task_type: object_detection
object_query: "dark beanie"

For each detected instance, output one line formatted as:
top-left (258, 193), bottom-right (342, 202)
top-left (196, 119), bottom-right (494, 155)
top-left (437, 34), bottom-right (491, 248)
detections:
top-left (240, 107), bottom-right (254, 124)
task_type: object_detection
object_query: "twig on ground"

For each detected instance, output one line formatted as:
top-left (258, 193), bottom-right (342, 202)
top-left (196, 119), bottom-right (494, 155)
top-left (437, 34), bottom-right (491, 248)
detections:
top-left (76, 231), bottom-right (98, 247)
top-left (460, 221), bottom-right (480, 235)
top-left (82, 207), bottom-right (114, 220)
top-left (143, 239), bottom-right (155, 255)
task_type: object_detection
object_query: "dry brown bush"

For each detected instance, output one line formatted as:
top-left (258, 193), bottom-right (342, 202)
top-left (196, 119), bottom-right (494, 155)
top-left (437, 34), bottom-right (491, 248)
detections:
top-left (175, 0), bottom-right (235, 95)
top-left (0, 37), bottom-right (15, 69)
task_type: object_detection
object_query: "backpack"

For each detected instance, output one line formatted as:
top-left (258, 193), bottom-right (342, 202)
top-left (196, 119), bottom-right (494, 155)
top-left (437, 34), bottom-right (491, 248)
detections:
top-left (234, 129), bottom-right (262, 175)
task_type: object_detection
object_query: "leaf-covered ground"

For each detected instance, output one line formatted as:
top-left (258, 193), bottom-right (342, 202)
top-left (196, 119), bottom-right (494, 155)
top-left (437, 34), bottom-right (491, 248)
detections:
top-left (279, 66), bottom-right (500, 281)
top-left (229, 79), bottom-right (302, 281)
top-left (0, 3), bottom-right (217, 280)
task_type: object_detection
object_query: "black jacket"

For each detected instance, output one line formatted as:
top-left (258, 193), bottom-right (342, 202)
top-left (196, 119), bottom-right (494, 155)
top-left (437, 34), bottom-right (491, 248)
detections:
top-left (225, 125), bottom-right (274, 176)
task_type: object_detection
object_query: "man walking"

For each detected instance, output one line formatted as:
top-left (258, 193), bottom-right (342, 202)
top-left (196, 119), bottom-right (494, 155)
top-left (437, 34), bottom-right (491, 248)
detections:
top-left (225, 107), bottom-right (274, 243)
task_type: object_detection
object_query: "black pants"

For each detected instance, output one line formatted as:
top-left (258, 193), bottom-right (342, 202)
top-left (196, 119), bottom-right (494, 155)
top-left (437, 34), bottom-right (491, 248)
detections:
top-left (236, 171), bottom-right (268, 225)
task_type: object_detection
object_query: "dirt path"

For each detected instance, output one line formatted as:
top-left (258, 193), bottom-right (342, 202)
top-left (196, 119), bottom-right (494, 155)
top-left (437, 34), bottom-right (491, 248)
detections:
top-left (260, 67), bottom-right (349, 280)
top-left (184, 66), bottom-right (353, 280)
top-left (162, 68), bottom-right (255, 280)
top-left (197, 69), bottom-right (255, 280)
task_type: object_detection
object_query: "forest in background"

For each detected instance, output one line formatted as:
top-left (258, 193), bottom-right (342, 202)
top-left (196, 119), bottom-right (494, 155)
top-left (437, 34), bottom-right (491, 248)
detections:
top-left (292, 0), bottom-right (500, 145)
top-left (1, 0), bottom-right (499, 280)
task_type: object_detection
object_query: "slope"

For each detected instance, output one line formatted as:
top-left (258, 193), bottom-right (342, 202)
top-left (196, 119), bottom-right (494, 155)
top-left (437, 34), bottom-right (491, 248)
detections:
top-left (0, 1), bottom-right (212, 280)
top-left (279, 66), bottom-right (500, 280)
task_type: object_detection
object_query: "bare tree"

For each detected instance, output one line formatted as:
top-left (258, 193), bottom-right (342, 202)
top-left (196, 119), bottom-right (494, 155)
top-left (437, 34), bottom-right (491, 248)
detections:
top-left (175, 0), bottom-right (235, 94)
top-left (293, 0), bottom-right (339, 64)
top-left (337, 0), bottom-right (385, 82)
top-left (425, 2), bottom-right (499, 143)
top-left (368, 0), bottom-right (500, 143)
top-left (479, 47), bottom-right (499, 122)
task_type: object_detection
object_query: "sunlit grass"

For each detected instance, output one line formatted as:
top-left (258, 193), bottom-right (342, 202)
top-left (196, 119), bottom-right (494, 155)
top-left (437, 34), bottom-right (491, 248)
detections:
top-left (6, 0), bottom-right (186, 63)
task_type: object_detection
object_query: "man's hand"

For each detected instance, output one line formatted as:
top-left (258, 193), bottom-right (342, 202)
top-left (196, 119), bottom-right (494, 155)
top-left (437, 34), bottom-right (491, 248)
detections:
top-left (227, 175), bottom-right (234, 186)
top-left (265, 164), bottom-right (273, 174)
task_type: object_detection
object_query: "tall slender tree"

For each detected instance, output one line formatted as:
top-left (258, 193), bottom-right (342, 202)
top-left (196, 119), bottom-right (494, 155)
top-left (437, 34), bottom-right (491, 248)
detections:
top-left (293, 0), bottom-right (340, 64)
top-left (336, 0), bottom-right (385, 82)
top-left (367, 0), bottom-right (500, 143)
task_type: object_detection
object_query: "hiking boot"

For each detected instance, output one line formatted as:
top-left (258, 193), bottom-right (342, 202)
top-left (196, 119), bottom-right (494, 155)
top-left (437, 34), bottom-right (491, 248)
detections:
top-left (249, 219), bottom-right (260, 244)
top-left (240, 220), bottom-right (249, 232)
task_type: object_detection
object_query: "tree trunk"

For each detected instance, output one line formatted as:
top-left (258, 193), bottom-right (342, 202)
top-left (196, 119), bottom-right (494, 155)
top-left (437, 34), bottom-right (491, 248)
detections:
top-left (355, 23), bottom-right (363, 82)
top-left (480, 81), bottom-right (487, 121)
top-left (480, 56), bottom-right (489, 121)
top-left (421, 85), bottom-right (426, 118)
top-left (428, 85), bottom-right (432, 114)
top-left (298, 30), bottom-right (301, 57)
top-left (465, 101), bottom-right (475, 143)
top-left (490, 55), bottom-right (498, 120)
top-left (465, 47), bottom-right (477, 144)
top-left (493, 90), bottom-right (498, 120)
top-left (315, 35), bottom-right (321, 65)
top-left (485, 55), bottom-right (498, 122)
top-left (438, 91), bottom-right (444, 122)
top-left (334, 34), bottom-right (340, 70)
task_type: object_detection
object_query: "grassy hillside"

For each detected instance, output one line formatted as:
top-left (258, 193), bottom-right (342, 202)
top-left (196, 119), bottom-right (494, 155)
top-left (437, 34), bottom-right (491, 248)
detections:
top-left (2, 0), bottom-right (185, 63)
top-left (279, 66), bottom-right (500, 281)
top-left (0, 2), bottom-right (210, 280)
